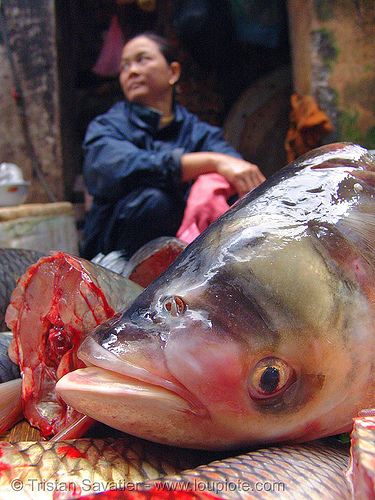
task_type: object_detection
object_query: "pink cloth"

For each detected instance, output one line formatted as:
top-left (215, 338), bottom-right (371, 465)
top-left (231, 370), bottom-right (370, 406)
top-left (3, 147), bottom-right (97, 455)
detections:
top-left (93, 16), bottom-right (125, 77)
top-left (177, 173), bottom-right (236, 243)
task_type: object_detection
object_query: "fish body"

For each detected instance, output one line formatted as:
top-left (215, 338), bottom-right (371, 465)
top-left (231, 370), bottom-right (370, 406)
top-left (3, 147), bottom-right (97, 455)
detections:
top-left (79, 487), bottom-right (218, 500)
top-left (57, 143), bottom-right (375, 450)
top-left (146, 439), bottom-right (351, 500)
top-left (92, 237), bottom-right (187, 288)
top-left (0, 435), bottom-right (212, 500)
top-left (0, 435), bottom-right (351, 500)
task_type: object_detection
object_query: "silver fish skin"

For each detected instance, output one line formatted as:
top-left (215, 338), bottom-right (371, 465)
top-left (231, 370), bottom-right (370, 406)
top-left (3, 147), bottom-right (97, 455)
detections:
top-left (0, 248), bottom-right (43, 331)
top-left (145, 439), bottom-right (351, 500)
top-left (0, 331), bottom-right (19, 383)
top-left (57, 143), bottom-right (375, 450)
top-left (0, 249), bottom-right (43, 384)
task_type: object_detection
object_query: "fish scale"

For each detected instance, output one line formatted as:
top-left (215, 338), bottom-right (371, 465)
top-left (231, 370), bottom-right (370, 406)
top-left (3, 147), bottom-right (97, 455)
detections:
top-left (0, 436), bottom-right (218, 499)
top-left (0, 436), bottom-right (353, 500)
top-left (144, 440), bottom-right (351, 500)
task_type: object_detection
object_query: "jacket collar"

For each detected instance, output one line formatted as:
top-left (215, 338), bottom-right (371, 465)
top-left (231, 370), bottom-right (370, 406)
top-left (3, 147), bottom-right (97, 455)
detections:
top-left (127, 101), bottom-right (183, 132)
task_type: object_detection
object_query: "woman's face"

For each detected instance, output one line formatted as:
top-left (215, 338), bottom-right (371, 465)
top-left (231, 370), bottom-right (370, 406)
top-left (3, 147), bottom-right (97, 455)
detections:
top-left (119, 36), bottom-right (180, 112)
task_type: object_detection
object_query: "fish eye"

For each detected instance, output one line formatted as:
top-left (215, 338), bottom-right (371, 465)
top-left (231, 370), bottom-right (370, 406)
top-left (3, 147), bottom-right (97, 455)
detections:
top-left (249, 357), bottom-right (294, 400)
top-left (163, 296), bottom-right (186, 316)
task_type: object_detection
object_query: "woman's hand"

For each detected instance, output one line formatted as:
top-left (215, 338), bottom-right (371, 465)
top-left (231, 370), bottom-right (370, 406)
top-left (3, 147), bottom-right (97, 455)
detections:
top-left (214, 155), bottom-right (266, 197)
top-left (181, 152), bottom-right (265, 198)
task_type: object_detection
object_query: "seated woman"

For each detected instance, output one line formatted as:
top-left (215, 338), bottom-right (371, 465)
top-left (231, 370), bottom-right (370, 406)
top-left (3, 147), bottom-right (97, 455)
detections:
top-left (81, 32), bottom-right (265, 260)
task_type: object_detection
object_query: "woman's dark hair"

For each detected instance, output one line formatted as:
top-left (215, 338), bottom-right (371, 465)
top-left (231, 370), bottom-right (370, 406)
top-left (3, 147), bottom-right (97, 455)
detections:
top-left (128, 32), bottom-right (179, 65)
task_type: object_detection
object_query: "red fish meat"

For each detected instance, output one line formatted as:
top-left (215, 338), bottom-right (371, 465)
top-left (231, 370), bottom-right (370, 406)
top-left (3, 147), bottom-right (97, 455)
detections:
top-left (5, 252), bottom-right (142, 437)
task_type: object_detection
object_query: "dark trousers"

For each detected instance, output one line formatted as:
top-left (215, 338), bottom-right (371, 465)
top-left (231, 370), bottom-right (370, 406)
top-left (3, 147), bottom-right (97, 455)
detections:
top-left (80, 187), bottom-right (186, 260)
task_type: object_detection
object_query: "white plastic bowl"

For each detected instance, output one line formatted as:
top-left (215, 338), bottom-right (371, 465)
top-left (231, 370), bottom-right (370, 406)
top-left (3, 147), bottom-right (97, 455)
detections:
top-left (0, 181), bottom-right (30, 207)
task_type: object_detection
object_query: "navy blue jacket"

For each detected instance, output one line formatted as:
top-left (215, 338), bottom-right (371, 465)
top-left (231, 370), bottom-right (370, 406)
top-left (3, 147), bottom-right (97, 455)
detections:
top-left (81, 101), bottom-right (242, 258)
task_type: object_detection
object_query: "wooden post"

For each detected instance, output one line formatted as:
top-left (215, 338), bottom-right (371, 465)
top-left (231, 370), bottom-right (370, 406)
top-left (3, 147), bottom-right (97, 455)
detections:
top-left (0, 0), bottom-right (64, 202)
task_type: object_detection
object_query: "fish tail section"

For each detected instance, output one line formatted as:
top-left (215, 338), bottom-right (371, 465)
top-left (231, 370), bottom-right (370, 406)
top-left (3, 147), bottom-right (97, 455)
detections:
top-left (122, 237), bottom-right (187, 288)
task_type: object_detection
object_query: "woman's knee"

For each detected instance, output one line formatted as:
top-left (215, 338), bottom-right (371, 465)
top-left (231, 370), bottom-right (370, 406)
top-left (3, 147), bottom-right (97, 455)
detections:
top-left (122, 188), bottom-right (183, 228)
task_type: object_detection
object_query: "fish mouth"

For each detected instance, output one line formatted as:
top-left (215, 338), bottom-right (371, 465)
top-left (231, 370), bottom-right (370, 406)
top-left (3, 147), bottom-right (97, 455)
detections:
top-left (57, 336), bottom-right (208, 419)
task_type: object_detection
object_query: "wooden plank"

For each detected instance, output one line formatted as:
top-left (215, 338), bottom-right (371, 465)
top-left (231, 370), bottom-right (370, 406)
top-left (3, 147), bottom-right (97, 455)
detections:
top-left (0, 202), bottom-right (74, 221)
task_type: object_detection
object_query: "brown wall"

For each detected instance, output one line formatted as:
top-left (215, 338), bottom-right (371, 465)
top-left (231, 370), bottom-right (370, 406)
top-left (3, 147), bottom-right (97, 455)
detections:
top-left (287, 0), bottom-right (375, 147)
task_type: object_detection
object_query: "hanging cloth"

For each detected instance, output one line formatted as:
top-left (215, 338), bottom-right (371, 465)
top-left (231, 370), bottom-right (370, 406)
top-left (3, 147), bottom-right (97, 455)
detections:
top-left (92, 15), bottom-right (125, 77)
top-left (285, 94), bottom-right (333, 162)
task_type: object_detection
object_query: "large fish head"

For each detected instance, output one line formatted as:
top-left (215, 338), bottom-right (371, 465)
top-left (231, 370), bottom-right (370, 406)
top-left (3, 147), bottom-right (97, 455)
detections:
top-left (57, 143), bottom-right (375, 449)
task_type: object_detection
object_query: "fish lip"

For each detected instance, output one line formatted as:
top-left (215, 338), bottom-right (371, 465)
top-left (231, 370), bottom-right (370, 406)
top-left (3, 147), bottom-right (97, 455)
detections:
top-left (77, 337), bottom-right (209, 418)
